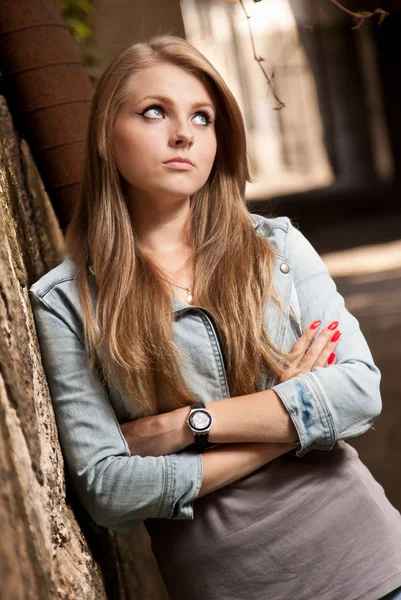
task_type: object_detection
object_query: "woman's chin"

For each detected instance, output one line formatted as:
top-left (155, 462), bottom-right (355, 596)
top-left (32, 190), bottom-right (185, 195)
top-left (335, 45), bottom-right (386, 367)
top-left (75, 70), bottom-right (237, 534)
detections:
top-left (152, 185), bottom-right (202, 202)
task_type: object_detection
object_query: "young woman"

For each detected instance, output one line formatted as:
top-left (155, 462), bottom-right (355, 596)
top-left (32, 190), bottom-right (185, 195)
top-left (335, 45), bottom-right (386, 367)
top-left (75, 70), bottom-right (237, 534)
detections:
top-left (29, 35), bottom-right (401, 600)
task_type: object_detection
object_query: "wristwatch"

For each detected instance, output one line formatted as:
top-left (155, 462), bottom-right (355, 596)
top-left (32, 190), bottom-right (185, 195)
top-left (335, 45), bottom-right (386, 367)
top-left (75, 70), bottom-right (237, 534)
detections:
top-left (186, 401), bottom-right (213, 450)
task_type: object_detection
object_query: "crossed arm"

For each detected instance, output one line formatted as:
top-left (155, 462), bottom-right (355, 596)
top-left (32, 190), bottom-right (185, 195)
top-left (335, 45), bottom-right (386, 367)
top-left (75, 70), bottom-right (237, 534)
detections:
top-left (120, 319), bottom-right (343, 498)
top-left (120, 224), bottom-right (382, 501)
top-left (119, 223), bottom-right (381, 504)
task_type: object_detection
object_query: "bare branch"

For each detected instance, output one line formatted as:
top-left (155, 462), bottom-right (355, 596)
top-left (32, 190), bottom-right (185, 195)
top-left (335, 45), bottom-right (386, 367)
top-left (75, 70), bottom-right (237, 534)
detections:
top-left (328, 0), bottom-right (389, 29)
top-left (239, 0), bottom-right (285, 110)
top-left (241, 0), bottom-right (389, 109)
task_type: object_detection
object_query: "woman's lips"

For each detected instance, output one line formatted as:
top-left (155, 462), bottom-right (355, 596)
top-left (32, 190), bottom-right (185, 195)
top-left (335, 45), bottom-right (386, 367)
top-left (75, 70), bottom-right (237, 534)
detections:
top-left (163, 161), bottom-right (194, 170)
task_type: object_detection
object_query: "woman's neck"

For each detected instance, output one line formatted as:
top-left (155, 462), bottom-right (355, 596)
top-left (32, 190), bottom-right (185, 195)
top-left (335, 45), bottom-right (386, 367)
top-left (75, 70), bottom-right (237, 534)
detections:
top-left (127, 193), bottom-right (191, 255)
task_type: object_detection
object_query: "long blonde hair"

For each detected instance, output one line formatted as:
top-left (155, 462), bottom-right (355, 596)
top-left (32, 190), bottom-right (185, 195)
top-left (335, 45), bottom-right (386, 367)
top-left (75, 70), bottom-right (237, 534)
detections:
top-left (65, 35), bottom-right (292, 416)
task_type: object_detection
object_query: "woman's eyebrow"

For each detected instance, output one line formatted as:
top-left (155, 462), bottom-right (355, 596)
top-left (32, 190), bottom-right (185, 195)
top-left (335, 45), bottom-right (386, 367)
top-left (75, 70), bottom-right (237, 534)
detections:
top-left (137, 94), bottom-right (215, 112)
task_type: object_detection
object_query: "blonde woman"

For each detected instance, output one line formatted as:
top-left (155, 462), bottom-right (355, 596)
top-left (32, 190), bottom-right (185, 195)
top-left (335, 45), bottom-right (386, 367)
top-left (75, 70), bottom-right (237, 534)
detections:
top-left (29, 36), bottom-right (401, 600)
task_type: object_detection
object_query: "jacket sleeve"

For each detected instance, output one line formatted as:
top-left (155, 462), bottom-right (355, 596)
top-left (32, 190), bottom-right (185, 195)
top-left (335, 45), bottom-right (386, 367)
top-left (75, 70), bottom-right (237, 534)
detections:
top-left (271, 218), bottom-right (382, 457)
top-left (29, 290), bottom-right (203, 535)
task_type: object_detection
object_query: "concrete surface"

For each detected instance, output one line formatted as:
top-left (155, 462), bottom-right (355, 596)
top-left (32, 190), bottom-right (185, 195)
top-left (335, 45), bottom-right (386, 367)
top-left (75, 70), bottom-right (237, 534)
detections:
top-left (322, 233), bottom-right (401, 512)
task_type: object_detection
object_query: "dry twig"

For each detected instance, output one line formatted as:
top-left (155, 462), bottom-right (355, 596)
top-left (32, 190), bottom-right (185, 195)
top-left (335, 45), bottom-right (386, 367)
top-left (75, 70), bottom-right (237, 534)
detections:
top-left (239, 0), bottom-right (285, 110)
top-left (241, 0), bottom-right (389, 110)
top-left (328, 0), bottom-right (389, 30)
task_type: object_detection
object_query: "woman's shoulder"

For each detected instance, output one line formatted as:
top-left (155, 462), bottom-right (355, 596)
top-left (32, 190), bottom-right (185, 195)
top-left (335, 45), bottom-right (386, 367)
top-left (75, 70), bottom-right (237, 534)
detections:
top-left (250, 213), bottom-right (295, 252)
top-left (251, 213), bottom-right (321, 268)
top-left (29, 255), bottom-right (78, 300)
top-left (250, 213), bottom-right (291, 234)
top-left (28, 255), bottom-right (87, 334)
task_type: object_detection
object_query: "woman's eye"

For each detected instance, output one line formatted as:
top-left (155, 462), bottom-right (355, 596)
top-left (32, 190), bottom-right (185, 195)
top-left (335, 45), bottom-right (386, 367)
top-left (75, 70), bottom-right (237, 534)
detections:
top-left (142, 106), bottom-right (164, 119)
top-left (193, 112), bottom-right (212, 126)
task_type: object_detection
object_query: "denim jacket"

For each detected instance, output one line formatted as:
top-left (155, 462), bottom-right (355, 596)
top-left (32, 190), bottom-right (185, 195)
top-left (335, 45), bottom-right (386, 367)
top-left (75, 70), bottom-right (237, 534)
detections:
top-left (29, 214), bottom-right (381, 535)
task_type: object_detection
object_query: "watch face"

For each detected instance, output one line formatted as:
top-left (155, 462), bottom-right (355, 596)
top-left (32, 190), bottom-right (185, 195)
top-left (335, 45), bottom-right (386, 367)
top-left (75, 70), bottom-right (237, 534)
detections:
top-left (190, 410), bottom-right (211, 431)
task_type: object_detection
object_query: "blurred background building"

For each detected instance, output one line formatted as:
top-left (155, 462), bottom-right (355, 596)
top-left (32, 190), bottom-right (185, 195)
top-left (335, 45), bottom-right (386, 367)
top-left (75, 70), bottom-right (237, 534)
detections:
top-left (179, 0), bottom-right (334, 199)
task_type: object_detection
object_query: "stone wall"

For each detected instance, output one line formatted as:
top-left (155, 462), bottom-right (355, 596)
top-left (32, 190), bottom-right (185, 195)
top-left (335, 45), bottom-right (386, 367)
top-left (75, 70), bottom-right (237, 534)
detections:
top-left (0, 92), bottom-right (168, 599)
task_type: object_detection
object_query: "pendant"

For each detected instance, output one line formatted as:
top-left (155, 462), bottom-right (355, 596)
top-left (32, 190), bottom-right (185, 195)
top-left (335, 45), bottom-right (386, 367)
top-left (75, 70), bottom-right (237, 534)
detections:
top-left (186, 288), bottom-right (193, 304)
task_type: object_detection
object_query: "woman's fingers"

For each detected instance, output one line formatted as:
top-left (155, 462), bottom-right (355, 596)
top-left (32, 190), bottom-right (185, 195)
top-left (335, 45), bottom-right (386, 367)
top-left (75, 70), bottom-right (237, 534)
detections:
top-left (300, 321), bottom-right (340, 371)
top-left (279, 320), bottom-right (321, 382)
top-left (314, 329), bottom-right (341, 368)
top-left (325, 352), bottom-right (336, 367)
top-left (279, 320), bottom-right (341, 383)
top-left (288, 319), bottom-right (321, 363)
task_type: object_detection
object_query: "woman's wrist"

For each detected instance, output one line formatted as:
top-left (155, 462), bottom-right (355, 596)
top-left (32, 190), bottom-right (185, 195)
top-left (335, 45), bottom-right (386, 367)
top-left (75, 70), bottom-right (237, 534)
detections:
top-left (166, 405), bottom-right (194, 449)
top-left (167, 393), bottom-right (299, 451)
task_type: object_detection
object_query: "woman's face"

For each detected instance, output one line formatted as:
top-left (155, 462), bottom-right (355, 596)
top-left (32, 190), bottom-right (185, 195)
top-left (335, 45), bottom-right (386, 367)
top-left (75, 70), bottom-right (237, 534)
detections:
top-left (112, 62), bottom-right (218, 205)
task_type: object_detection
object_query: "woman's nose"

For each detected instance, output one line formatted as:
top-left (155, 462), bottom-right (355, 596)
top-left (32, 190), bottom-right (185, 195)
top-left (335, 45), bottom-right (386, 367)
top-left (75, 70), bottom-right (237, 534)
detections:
top-left (169, 120), bottom-right (194, 148)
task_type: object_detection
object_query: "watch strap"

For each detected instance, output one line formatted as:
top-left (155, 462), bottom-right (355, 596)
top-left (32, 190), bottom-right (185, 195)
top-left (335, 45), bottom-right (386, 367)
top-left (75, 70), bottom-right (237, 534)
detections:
top-left (192, 401), bottom-right (206, 409)
top-left (193, 432), bottom-right (210, 450)
top-left (188, 401), bottom-right (211, 450)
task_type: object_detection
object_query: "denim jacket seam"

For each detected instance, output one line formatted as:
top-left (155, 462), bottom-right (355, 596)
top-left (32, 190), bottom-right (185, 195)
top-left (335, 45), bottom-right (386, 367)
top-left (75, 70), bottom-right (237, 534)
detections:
top-left (281, 217), bottom-right (294, 258)
top-left (250, 214), bottom-right (263, 231)
top-left (168, 452), bottom-right (202, 521)
top-left (272, 385), bottom-right (307, 452)
top-left (256, 219), bottom-right (294, 351)
top-left (273, 374), bottom-right (336, 457)
top-left (101, 387), bottom-right (132, 454)
top-left (33, 276), bottom-right (77, 299)
top-left (256, 217), bottom-right (290, 239)
top-left (199, 314), bottom-right (229, 398)
top-left (274, 254), bottom-right (294, 351)
top-left (288, 280), bottom-right (303, 338)
top-left (265, 224), bottom-right (287, 237)
top-left (158, 453), bottom-right (174, 519)
top-left (29, 290), bottom-right (81, 340)
top-left (302, 371), bottom-right (337, 448)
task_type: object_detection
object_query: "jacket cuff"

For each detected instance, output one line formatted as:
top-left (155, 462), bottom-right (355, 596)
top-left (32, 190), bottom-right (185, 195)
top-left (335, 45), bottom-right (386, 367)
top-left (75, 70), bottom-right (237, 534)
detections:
top-left (272, 372), bottom-right (337, 456)
top-left (158, 450), bottom-right (203, 520)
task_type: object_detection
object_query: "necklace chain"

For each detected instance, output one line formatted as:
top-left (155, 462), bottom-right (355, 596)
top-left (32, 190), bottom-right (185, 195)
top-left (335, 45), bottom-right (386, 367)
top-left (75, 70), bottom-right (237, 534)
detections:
top-left (158, 272), bottom-right (194, 304)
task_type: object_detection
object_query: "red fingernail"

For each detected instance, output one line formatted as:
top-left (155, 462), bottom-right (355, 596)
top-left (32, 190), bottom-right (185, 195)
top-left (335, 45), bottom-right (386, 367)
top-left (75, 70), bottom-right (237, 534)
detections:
top-left (328, 352), bottom-right (336, 365)
top-left (331, 330), bottom-right (341, 342)
top-left (310, 320), bottom-right (321, 330)
top-left (328, 321), bottom-right (339, 331)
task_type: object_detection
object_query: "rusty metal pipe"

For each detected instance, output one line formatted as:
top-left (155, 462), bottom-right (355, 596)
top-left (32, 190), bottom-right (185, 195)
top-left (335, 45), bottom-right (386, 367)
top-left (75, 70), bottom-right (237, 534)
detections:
top-left (0, 0), bottom-right (94, 230)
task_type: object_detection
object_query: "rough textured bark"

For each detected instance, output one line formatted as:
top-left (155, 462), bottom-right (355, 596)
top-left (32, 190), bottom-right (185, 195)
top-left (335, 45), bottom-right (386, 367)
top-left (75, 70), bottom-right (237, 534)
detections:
top-left (0, 85), bottom-right (107, 599)
top-left (0, 92), bottom-right (168, 599)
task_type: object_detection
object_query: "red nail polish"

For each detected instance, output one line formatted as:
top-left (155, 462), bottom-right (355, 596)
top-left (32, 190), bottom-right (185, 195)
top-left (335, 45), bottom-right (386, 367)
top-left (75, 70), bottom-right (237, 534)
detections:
top-left (310, 320), bottom-right (321, 330)
top-left (328, 352), bottom-right (336, 365)
top-left (328, 321), bottom-right (339, 331)
top-left (331, 330), bottom-right (341, 343)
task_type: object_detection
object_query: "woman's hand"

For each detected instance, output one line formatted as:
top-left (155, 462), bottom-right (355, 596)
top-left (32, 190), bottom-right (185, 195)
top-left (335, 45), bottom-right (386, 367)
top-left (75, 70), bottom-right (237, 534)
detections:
top-left (279, 320), bottom-right (341, 383)
top-left (120, 406), bottom-right (193, 457)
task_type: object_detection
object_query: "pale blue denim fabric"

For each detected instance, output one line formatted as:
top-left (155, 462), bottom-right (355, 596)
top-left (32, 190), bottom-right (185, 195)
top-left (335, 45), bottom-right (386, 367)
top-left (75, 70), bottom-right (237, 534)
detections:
top-left (28, 214), bottom-right (382, 535)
